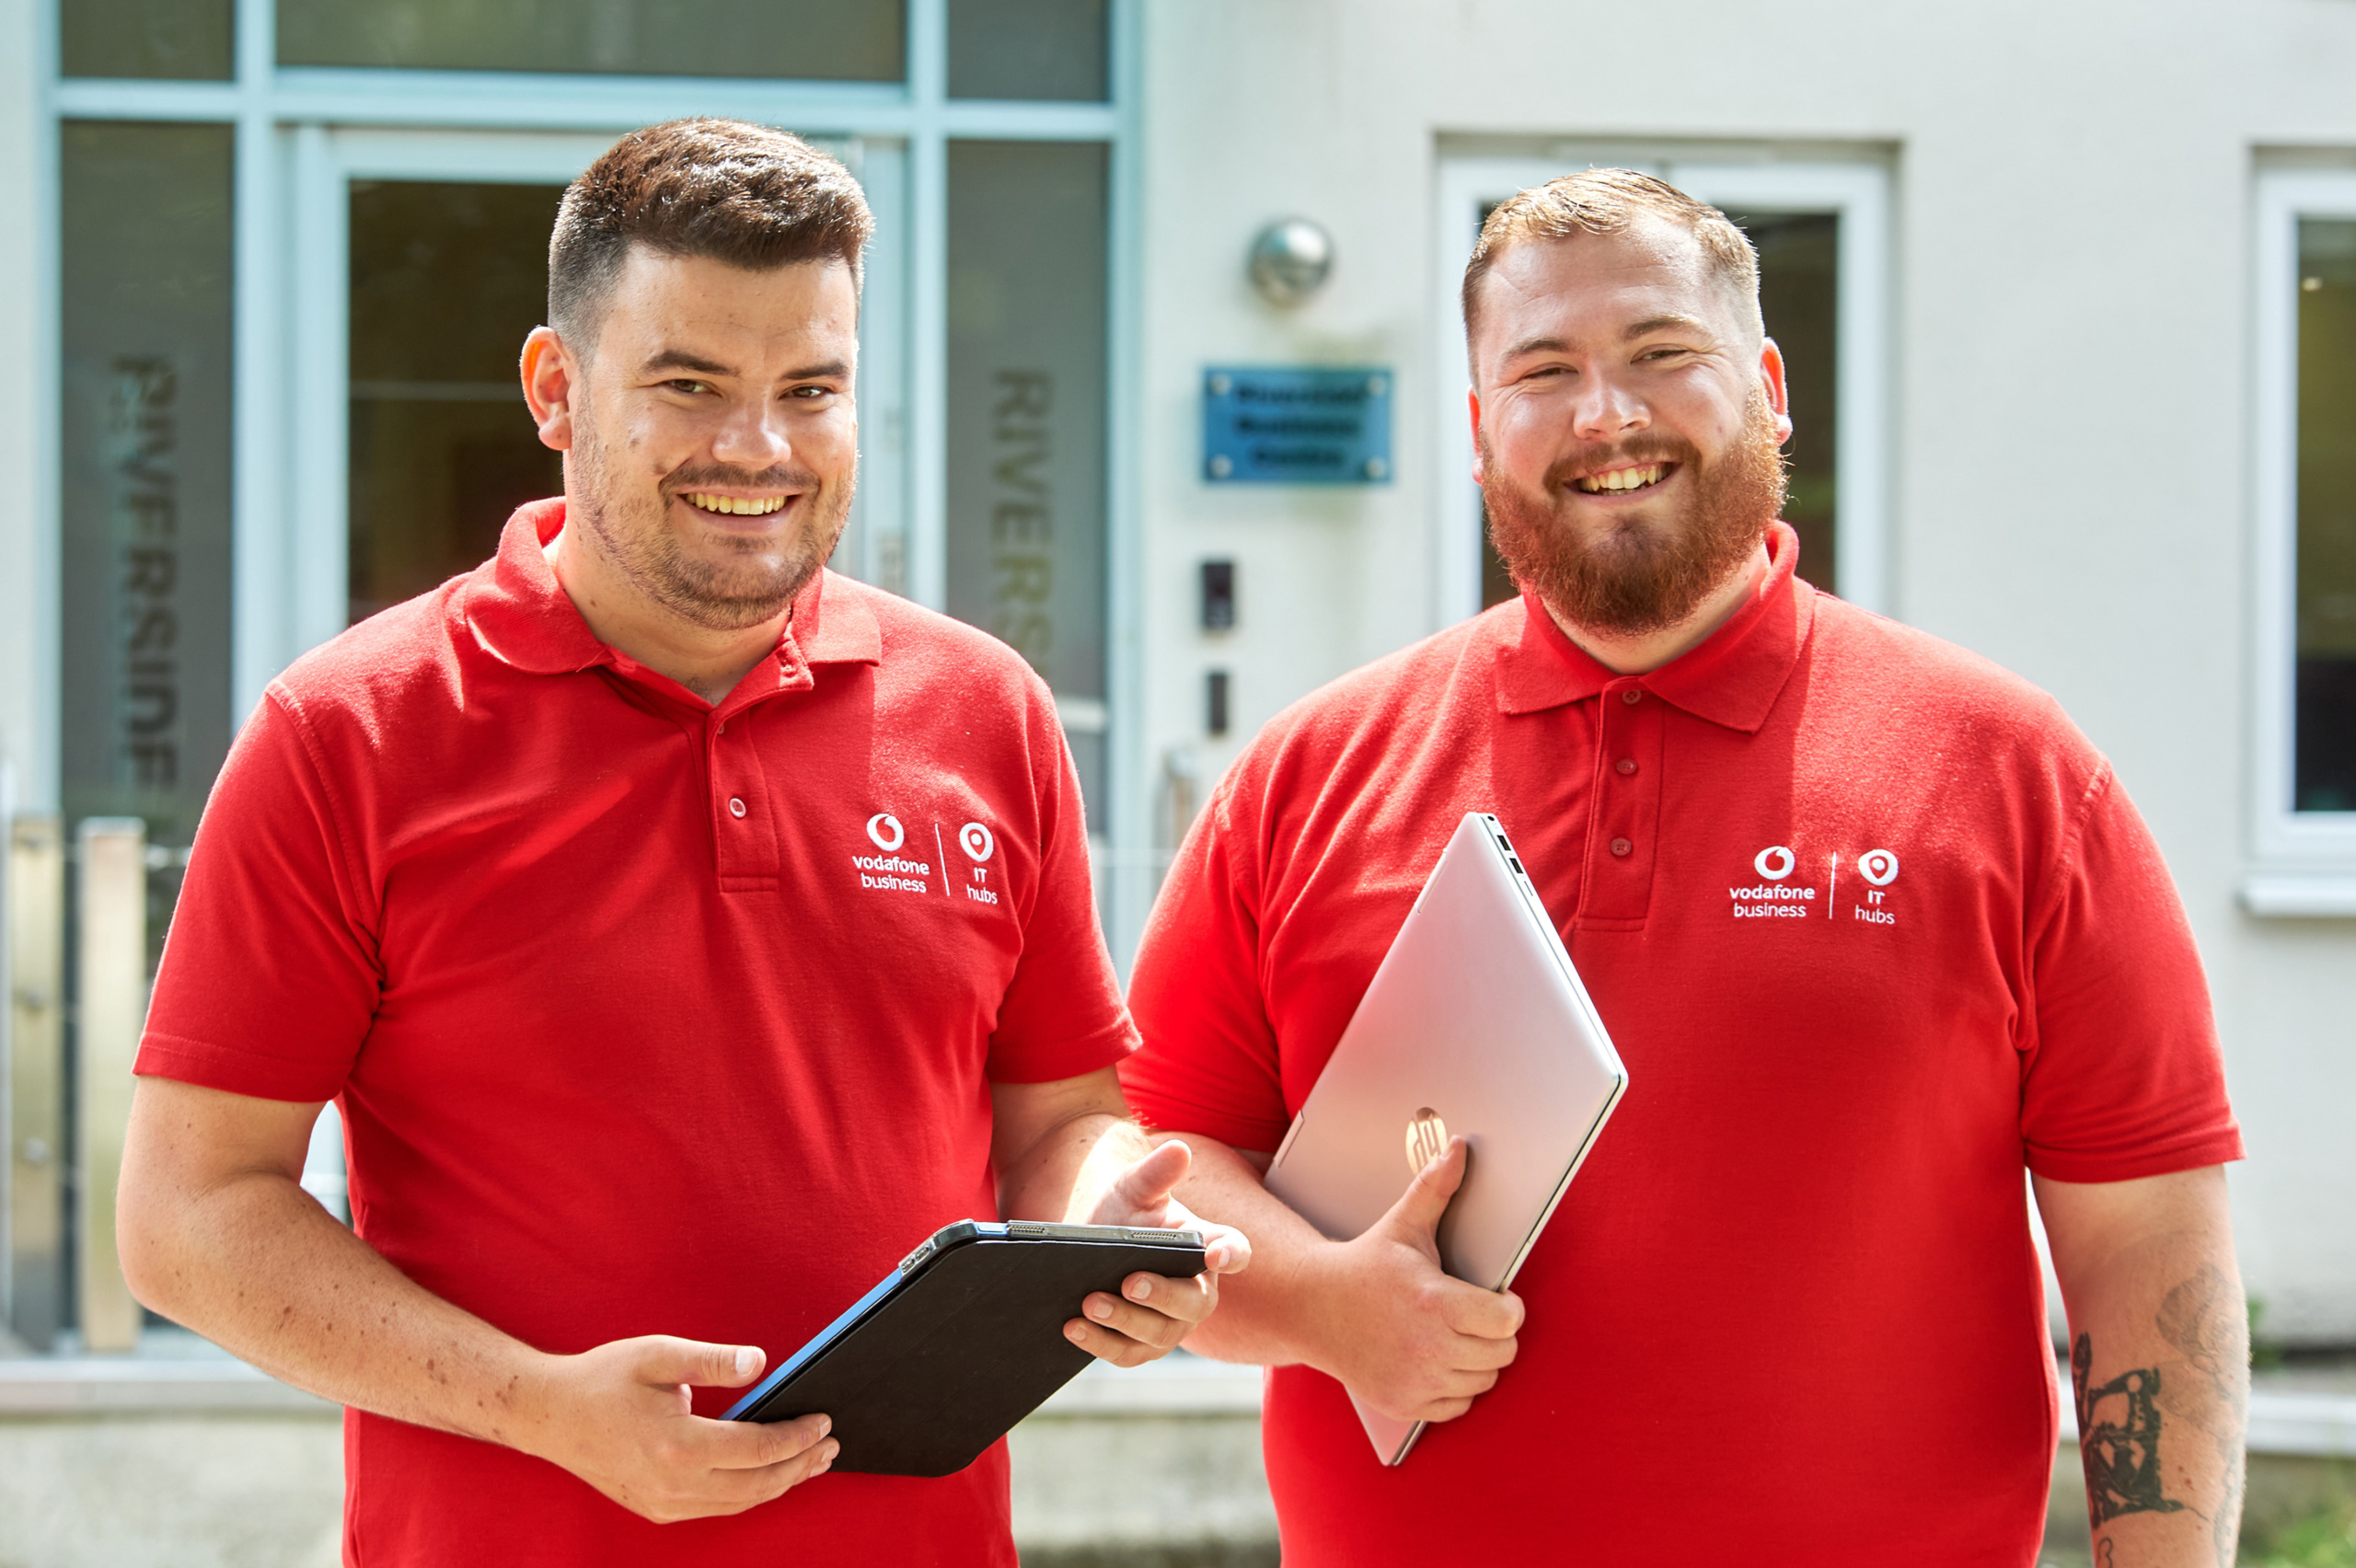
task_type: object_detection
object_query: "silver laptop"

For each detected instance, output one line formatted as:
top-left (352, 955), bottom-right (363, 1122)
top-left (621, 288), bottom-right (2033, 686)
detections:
top-left (1262, 811), bottom-right (1629, 1466)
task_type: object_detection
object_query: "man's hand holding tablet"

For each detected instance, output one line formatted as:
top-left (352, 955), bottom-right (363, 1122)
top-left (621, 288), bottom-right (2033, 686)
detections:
top-left (1066, 1138), bottom-right (1253, 1365)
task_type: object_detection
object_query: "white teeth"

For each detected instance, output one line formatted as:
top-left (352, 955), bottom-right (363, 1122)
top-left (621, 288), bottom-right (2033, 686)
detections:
top-left (1576, 464), bottom-right (1664, 494)
top-left (686, 492), bottom-right (787, 515)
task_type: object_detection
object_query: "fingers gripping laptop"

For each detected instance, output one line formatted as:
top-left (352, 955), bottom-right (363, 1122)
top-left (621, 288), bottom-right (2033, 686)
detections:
top-left (1262, 812), bottom-right (1629, 1465)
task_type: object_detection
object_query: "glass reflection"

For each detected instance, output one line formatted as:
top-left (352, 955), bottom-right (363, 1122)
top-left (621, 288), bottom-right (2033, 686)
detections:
top-left (281, 0), bottom-right (904, 80)
top-left (946, 140), bottom-right (1111, 825)
top-left (348, 181), bottom-right (565, 626)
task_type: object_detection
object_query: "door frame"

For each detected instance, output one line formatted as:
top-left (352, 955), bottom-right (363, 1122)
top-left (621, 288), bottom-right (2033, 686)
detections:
top-left (1430, 154), bottom-right (1893, 627)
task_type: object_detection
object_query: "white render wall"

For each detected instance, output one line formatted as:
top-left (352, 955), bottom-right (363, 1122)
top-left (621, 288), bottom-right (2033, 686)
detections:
top-left (1133, 0), bottom-right (2356, 1338)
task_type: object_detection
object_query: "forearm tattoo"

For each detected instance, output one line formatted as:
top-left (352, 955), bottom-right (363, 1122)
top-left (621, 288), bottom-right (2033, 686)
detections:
top-left (2074, 1263), bottom-right (2250, 1568)
top-left (2156, 1265), bottom-right (2250, 1568)
top-left (2073, 1331), bottom-right (2185, 1523)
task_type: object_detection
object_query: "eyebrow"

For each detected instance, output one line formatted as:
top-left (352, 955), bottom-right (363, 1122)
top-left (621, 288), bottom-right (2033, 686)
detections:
top-left (638, 350), bottom-right (734, 379)
top-left (1499, 333), bottom-right (1570, 362)
top-left (636, 351), bottom-right (853, 384)
top-left (1622, 313), bottom-right (1715, 341)
top-left (1496, 311), bottom-right (1721, 364)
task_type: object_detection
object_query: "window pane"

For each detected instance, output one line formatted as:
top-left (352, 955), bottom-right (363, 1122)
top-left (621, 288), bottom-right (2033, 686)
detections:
top-left (946, 141), bottom-right (1110, 825)
top-left (2296, 218), bottom-right (2356, 813)
top-left (948, 0), bottom-right (1106, 101)
top-left (279, 0), bottom-right (904, 79)
top-left (61, 0), bottom-right (234, 80)
top-left (59, 122), bottom-right (237, 863)
top-left (349, 181), bottom-right (566, 626)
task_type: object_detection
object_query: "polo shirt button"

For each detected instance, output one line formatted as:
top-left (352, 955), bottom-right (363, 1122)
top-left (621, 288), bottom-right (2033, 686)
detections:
top-left (1615, 757), bottom-right (1637, 776)
top-left (1620, 688), bottom-right (1642, 706)
top-left (728, 797), bottom-right (746, 818)
top-left (1610, 836), bottom-right (1633, 857)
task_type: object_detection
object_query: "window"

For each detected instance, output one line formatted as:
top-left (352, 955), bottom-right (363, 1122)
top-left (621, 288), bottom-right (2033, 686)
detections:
top-left (1434, 153), bottom-right (1891, 627)
top-left (2247, 167), bottom-right (2356, 915)
top-left (30, 0), bottom-right (1140, 1353)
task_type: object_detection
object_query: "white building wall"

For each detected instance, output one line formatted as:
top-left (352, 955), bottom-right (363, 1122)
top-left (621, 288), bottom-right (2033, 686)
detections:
top-left (1136, 0), bottom-right (2356, 1338)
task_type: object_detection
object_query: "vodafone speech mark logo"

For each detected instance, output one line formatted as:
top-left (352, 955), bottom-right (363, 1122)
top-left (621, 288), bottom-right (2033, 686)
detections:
top-left (1754, 845), bottom-right (1796, 882)
top-left (866, 813), bottom-right (905, 852)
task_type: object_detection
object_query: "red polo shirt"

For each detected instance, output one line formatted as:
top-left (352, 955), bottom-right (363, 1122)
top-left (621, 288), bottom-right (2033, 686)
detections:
top-left (1121, 525), bottom-right (2240, 1567)
top-left (137, 501), bottom-right (1136, 1566)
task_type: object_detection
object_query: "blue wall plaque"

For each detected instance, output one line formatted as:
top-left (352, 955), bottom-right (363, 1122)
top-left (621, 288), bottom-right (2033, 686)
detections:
top-left (1203, 365), bottom-right (1392, 484)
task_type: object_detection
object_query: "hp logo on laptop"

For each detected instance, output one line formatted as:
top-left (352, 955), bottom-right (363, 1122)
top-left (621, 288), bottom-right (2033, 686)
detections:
top-left (1404, 1108), bottom-right (1449, 1175)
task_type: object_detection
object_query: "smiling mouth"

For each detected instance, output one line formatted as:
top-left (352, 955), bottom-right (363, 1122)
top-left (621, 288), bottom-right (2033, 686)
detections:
top-left (682, 491), bottom-right (791, 517)
top-left (1572, 463), bottom-right (1670, 495)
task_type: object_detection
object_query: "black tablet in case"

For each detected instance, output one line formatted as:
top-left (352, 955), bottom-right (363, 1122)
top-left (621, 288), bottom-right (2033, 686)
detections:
top-left (723, 1219), bottom-right (1209, 1477)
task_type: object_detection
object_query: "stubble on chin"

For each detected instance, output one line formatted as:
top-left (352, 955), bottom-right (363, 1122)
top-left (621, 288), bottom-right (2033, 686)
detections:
top-left (566, 407), bottom-right (853, 632)
top-left (1482, 389), bottom-right (1787, 638)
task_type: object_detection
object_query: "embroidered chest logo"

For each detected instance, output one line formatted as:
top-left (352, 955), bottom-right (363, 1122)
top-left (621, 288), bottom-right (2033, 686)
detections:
top-left (849, 809), bottom-right (1002, 908)
top-left (1729, 844), bottom-right (1902, 928)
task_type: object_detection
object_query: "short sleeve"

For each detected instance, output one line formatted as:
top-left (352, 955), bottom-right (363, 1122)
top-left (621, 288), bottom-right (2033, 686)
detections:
top-left (1120, 780), bottom-right (1295, 1153)
top-left (980, 686), bottom-right (1138, 1084)
top-left (2018, 767), bottom-right (2244, 1182)
top-left (135, 690), bottom-right (383, 1102)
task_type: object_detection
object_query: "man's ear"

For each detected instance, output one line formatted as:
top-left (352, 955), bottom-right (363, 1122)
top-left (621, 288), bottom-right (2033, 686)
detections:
top-left (1758, 337), bottom-right (1794, 447)
top-left (1466, 386), bottom-right (1484, 485)
top-left (521, 327), bottom-right (577, 452)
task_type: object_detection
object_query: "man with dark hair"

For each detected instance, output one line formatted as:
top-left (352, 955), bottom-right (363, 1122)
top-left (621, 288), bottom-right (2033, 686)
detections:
top-left (116, 119), bottom-right (1243, 1565)
top-left (1122, 169), bottom-right (2247, 1565)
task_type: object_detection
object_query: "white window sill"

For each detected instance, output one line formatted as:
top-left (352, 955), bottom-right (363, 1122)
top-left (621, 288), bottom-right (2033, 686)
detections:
top-left (0, 1356), bottom-right (336, 1415)
top-left (2240, 872), bottom-right (2356, 917)
top-left (1034, 1352), bottom-right (1264, 1416)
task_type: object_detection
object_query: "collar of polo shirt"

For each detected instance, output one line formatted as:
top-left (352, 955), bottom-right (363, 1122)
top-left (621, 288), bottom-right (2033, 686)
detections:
top-left (1496, 520), bottom-right (1815, 733)
top-left (459, 498), bottom-right (883, 689)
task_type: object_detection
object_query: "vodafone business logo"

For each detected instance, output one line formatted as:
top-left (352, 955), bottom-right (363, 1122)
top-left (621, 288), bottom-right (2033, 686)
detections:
top-left (1728, 842), bottom-right (1904, 926)
top-left (849, 807), bottom-right (1005, 906)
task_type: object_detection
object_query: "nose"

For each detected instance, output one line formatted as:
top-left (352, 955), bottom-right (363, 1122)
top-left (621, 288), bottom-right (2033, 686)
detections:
top-left (1569, 369), bottom-right (1647, 443)
top-left (709, 395), bottom-right (793, 471)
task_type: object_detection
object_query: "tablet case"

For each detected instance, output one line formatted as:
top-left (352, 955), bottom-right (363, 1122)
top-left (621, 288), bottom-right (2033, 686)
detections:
top-left (725, 1220), bottom-right (1208, 1476)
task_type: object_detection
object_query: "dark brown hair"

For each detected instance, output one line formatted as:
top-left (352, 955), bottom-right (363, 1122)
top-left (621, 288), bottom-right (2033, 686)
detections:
top-left (1461, 168), bottom-right (1761, 375)
top-left (549, 118), bottom-right (873, 352)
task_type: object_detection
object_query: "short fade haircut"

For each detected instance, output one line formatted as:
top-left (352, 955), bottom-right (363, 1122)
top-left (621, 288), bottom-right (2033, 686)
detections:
top-left (548, 118), bottom-right (873, 352)
top-left (1461, 168), bottom-right (1761, 376)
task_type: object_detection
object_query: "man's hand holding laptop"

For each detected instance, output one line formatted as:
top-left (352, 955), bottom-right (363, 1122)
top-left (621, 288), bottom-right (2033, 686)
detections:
top-left (1167, 1134), bottom-right (1525, 1426)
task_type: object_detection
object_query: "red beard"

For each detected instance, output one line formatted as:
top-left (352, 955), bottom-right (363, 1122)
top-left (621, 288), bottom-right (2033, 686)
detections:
top-left (1481, 389), bottom-right (1787, 637)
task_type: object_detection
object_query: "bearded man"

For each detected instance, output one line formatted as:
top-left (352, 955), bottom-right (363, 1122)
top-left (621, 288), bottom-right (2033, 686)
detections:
top-left (1118, 170), bottom-right (2247, 1567)
top-left (114, 120), bottom-right (1243, 1566)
